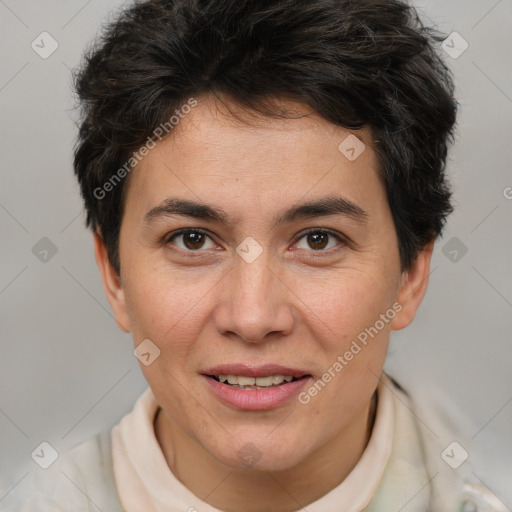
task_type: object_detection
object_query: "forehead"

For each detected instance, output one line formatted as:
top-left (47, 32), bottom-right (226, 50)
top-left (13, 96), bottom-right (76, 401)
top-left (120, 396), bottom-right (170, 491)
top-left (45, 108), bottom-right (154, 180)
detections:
top-left (166, 95), bottom-right (373, 168)
top-left (124, 95), bottom-right (386, 222)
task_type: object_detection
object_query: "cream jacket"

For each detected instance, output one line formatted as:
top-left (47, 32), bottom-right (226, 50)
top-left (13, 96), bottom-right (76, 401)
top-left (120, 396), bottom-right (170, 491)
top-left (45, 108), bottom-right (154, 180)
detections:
top-left (5, 376), bottom-right (505, 512)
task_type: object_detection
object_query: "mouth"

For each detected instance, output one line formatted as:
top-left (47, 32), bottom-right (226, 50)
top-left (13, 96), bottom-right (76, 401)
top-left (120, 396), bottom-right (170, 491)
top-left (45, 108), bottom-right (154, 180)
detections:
top-left (201, 365), bottom-right (312, 410)
top-left (206, 374), bottom-right (307, 389)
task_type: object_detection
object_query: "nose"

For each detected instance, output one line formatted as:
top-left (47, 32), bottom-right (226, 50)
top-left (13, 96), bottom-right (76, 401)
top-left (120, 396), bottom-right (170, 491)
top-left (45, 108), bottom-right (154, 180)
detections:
top-left (213, 250), bottom-right (295, 344)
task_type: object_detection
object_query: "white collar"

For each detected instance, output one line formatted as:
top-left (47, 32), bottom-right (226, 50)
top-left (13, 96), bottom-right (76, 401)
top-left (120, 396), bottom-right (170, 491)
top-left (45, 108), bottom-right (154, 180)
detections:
top-left (112, 375), bottom-right (397, 512)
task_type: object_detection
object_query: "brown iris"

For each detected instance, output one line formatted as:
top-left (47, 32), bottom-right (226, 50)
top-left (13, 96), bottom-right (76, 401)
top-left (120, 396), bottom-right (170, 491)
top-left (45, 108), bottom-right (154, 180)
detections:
top-left (183, 232), bottom-right (207, 250)
top-left (307, 232), bottom-right (329, 250)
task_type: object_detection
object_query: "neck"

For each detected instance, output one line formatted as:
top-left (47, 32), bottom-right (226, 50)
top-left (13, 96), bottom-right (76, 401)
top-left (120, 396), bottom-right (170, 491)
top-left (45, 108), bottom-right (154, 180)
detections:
top-left (154, 392), bottom-right (377, 512)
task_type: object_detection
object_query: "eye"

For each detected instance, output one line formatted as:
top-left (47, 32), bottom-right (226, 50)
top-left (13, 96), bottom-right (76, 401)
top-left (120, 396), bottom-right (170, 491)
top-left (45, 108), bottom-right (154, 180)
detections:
top-left (294, 229), bottom-right (345, 252)
top-left (166, 229), bottom-right (217, 251)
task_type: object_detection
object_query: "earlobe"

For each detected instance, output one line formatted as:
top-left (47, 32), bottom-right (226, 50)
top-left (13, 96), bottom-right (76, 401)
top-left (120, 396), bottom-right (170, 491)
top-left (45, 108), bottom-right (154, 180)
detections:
top-left (93, 232), bottom-right (131, 333)
top-left (391, 240), bottom-right (435, 331)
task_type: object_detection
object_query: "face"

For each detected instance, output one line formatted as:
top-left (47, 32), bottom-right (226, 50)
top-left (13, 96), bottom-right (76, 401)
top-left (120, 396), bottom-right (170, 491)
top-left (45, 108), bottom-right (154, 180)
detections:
top-left (96, 95), bottom-right (432, 472)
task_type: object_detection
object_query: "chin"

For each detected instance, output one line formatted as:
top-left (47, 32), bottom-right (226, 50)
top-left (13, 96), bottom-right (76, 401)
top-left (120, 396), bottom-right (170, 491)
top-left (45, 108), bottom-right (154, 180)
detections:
top-left (206, 431), bottom-right (312, 473)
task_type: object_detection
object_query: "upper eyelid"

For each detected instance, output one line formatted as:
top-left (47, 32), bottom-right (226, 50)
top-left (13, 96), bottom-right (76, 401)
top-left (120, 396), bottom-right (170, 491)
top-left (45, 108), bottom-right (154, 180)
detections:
top-left (166, 227), bottom-right (346, 250)
top-left (165, 228), bottom-right (213, 245)
top-left (294, 228), bottom-right (347, 250)
top-left (298, 227), bottom-right (345, 240)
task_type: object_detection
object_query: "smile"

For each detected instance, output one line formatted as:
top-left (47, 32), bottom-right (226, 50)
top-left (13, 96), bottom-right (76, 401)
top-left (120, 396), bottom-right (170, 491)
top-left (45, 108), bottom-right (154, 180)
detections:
top-left (209, 374), bottom-right (299, 389)
top-left (201, 366), bottom-right (312, 410)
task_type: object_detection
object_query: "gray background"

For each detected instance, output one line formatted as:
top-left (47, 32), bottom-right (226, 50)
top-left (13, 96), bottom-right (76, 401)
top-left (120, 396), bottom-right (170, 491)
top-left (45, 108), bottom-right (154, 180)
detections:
top-left (1, 0), bottom-right (511, 508)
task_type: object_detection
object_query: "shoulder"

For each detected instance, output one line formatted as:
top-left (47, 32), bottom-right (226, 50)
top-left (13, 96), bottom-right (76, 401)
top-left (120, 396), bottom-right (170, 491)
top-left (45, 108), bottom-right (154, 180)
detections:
top-left (385, 376), bottom-right (507, 512)
top-left (5, 430), bottom-right (124, 512)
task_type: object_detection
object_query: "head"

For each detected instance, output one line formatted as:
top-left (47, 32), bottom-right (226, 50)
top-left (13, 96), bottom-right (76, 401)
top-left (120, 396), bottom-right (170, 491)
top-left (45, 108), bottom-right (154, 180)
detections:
top-left (74, 0), bottom-right (457, 471)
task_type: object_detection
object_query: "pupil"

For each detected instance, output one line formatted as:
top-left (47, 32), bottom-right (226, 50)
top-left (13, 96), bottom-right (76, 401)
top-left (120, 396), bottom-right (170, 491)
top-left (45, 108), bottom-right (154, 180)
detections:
top-left (308, 232), bottom-right (328, 250)
top-left (185, 232), bottom-right (204, 250)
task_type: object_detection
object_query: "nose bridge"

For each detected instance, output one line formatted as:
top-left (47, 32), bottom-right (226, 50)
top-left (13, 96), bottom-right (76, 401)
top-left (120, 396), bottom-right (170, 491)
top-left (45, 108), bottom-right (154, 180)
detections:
top-left (236, 253), bottom-right (273, 302)
top-left (215, 248), bottom-right (293, 342)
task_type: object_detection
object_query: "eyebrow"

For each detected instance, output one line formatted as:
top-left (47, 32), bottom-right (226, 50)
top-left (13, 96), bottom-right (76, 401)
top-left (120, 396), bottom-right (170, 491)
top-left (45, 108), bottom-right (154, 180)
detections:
top-left (144, 196), bottom-right (368, 227)
top-left (274, 196), bottom-right (367, 225)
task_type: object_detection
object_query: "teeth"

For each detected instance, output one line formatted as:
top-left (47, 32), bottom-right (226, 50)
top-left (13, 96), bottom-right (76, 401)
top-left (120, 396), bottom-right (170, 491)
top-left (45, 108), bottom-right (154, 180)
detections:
top-left (227, 375), bottom-right (238, 385)
top-left (256, 376), bottom-right (274, 387)
top-left (217, 374), bottom-right (297, 388)
top-left (238, 376), bottom-right (256, 386)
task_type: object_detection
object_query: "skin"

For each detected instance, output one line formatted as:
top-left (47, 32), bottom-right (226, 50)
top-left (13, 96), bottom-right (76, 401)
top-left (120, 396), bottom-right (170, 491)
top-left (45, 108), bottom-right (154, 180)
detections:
top-left (94, 95), bottom-right (433, 512)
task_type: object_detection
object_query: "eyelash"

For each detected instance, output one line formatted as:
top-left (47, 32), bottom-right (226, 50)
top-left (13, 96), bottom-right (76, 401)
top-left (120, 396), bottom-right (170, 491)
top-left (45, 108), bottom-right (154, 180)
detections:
top-left (164, 228), bottom-right (348, 257)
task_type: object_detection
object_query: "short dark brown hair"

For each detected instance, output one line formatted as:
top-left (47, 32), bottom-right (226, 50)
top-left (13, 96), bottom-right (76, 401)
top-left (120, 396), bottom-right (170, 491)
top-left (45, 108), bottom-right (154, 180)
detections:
top-left (74, 0), bottom-right (458, 273)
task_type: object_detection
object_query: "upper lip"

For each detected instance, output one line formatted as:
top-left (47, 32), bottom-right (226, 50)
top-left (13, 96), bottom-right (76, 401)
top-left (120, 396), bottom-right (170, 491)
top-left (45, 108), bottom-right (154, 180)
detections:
top-left (202, 364), bottom-right (309, 378)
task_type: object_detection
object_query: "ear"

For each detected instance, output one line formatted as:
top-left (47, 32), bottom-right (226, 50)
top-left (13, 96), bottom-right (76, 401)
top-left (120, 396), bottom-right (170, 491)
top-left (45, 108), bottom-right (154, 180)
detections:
top-left (93, 232), bottom-right (131, 333)
top-left (391, 240), bottom-right (434, 331)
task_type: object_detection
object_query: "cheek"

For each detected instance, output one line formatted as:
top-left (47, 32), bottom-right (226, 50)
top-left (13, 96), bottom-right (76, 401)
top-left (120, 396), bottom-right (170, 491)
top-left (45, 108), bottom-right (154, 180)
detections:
top-left (296, 267), bottom-right (398, 346)
top-left (297, 280), bottom-right (394, 433)
top-left (301, 266), bottom-right (397, 404)
top-left (121, 256), bottom-right (218, 350)
top-left (121, 262), bottom-right (217, 411)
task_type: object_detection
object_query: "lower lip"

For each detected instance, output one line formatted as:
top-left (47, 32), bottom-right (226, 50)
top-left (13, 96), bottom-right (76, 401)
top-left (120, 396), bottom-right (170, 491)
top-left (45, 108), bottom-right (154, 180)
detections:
top-left (202, 376), bottom-right (311, 411)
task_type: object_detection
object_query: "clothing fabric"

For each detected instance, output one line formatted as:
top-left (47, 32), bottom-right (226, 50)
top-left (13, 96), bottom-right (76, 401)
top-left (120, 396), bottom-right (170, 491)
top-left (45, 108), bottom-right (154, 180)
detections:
top-left (111, 375), bottom-right (394, 512)
top-left (5, 375), bottom-right (503, 512)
